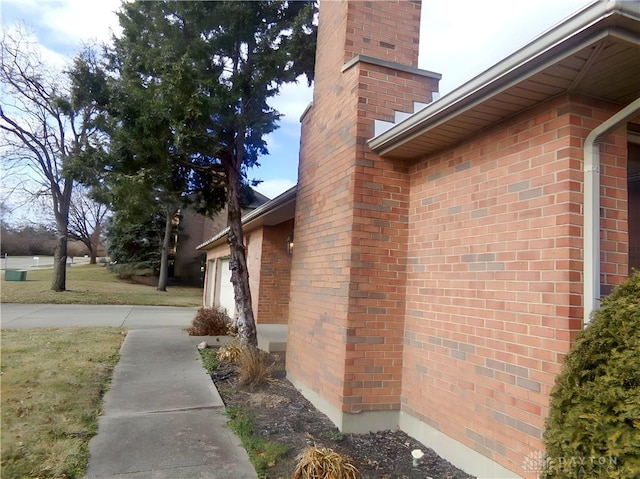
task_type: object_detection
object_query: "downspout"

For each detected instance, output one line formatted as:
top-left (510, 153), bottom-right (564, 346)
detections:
top-left (583, 97), bottom-right (640, 324)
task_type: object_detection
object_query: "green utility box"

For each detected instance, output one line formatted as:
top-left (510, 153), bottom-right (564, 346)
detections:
top-left (5, 269), bottom-right (27, 281)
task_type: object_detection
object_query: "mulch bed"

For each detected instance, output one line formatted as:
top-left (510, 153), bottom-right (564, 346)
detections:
top-left (211, 352), bottom-right (476, 479)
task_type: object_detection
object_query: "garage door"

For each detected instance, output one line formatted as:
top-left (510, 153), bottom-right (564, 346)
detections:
top-left (217, 258), bottom-right (236, 318)
top-left (205, 260), bottom-right (216, 307)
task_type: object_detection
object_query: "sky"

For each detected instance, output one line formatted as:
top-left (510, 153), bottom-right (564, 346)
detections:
top-left (1, 0), bottom-right (592, 206)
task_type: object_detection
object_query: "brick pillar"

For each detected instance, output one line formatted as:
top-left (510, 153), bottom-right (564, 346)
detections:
top-left (287, 0), bottom-right (440, 432)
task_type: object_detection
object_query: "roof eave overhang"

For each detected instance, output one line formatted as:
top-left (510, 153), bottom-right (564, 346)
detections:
top-left (369, 0), bottom-right (640, 158)
top-left (196, 185), bottom-right (297, 251)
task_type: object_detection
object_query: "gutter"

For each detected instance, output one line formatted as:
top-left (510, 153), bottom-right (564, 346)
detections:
top-left (369, 0), bottom-right (639, 156)
top-left (583, 97), bottom-right (640, 324)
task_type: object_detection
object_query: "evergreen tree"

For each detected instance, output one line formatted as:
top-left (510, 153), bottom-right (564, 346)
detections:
top-left (109, 0), bottom-right (316, 345)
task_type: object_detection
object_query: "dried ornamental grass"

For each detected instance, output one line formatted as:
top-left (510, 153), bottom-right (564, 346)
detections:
top-left (216, 342), bottom-right (243, 362)
top-left (292, 446), bottom-right (359, 479)
top-left (236, 346), bottom-right (275, 390)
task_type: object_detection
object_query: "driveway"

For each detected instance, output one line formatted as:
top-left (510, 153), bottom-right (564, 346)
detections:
top-left (0, 304), bottom-right (198, 329)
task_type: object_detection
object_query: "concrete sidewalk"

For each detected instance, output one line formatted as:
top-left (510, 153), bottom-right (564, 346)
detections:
top-left (85, 328), bottom-right (257, 479)
top-left (0, 304), bottom-right (198, 329)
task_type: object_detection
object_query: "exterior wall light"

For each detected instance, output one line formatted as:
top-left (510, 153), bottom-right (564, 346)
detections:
top-left (286, 232), bottom-right (294, 255)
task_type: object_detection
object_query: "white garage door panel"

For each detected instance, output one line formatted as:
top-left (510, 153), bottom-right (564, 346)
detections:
top-left (205, 260), bottom-right (216, 307)
top-left (217, 258), bottom-right (236, 317)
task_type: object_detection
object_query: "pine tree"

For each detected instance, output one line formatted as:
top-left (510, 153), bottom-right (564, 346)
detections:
top-left (108, 1), bottom-right (316, 345)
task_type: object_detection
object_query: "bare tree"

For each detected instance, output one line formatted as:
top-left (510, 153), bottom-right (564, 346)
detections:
top-left (0, 27), bottom-right (105, 290)
top-left (68, 186), bottom-right (110, 264)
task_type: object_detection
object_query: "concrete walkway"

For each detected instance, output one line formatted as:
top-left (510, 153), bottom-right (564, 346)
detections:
top-left (0, 304), bottom-right (257, 479)
top-left (85, 328), bottom-right (257, 478)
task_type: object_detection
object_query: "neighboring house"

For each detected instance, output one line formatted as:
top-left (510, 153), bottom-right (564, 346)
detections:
top-left (199, 1), bottom-right (640, 478)
top-left (175, 189), bottom-right (269, 285)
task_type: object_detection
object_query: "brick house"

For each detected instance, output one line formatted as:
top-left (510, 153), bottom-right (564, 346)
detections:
top-left (199, 1), bottom-right (639, 477)
top-left (198, 187), bottom-right (295, 326)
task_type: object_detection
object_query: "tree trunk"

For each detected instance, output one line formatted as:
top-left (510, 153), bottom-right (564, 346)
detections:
top-left (226, 163), bottom-right (257, 348)
top-left (52, 180), bottom-right (72, 292)
top-left (157, 208), bottom-right (175, 292)
top-left (89, 223), bottom-right (101, 264)
top-left (52, 224), bottom-right (68, 292)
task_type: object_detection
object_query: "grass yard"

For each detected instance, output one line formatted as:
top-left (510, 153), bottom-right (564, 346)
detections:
top-left (1, 327), bottom-right (126, 478)
top-left (0, 264), bottom-right (202, 306)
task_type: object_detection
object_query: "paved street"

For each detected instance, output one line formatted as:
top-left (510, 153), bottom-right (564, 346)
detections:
top-left (1, 255), bottom-right (91, 270)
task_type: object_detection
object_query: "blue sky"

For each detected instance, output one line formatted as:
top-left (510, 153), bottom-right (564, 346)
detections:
top-left (1, 0), bottom-right (591, 205)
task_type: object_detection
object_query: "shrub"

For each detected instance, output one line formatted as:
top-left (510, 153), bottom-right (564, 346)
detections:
top-left (543, 271), bottom-right (640, 479)
top-left (186, 307), bottom-right (232, 336)
top-left (107, 262), bottom-right (156, 280)
top-left (292, 446), bottom-right (359, 479)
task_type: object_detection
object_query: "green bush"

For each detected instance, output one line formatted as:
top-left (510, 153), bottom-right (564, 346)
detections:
top-left (106, 262), bottom-right (156, 280)
top-left (543, 271), bottom-right (640, 479)
top-left (186, 306), bottom-right (232, 336)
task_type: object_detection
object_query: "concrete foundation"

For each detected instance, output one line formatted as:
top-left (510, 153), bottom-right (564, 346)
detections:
top-left (257, 323), bottom-right (287, 352)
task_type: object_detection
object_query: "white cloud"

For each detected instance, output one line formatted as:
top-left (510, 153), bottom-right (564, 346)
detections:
top-left (419, 0), bottom-right (589, 95)
top-left (2, 0), bottom-right (122, 54)
top-left (254, 179), bottom-right (296, 200)
top-left (41, 0), bottom-right (122, 46)
top-left (270, 78), bottom-right (313, 125)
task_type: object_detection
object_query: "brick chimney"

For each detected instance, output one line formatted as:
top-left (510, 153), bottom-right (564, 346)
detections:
top-left (288, 0), bottom-right (440, 432)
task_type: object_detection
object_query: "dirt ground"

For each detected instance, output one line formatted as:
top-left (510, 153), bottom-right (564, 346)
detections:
top-left (211, 352), bottom-right (475, 479)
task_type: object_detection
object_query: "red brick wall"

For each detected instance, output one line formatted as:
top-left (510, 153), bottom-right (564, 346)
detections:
top-left (257, 219), bottom-right (294, 324)
top-left (343, 0), bottom-right (421, 67)
top-left (599, 129), bottom-right (629, 293)
top-left (288, 0), bottom-right (438, 417)
top-left (287, 0), bottom-right (358, 406)
top-left (629, 143), bottom-right (640, 272)
top-left (344, 63), bottom-right (437, 413)
top-left (401, 93), bottom-right (629, 475)
top-left (287, 0), bottom-right (633, 476)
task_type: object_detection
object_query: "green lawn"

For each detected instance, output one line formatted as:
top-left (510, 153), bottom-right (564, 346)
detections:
top-left (0, 264), bottom-right (202, 306)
